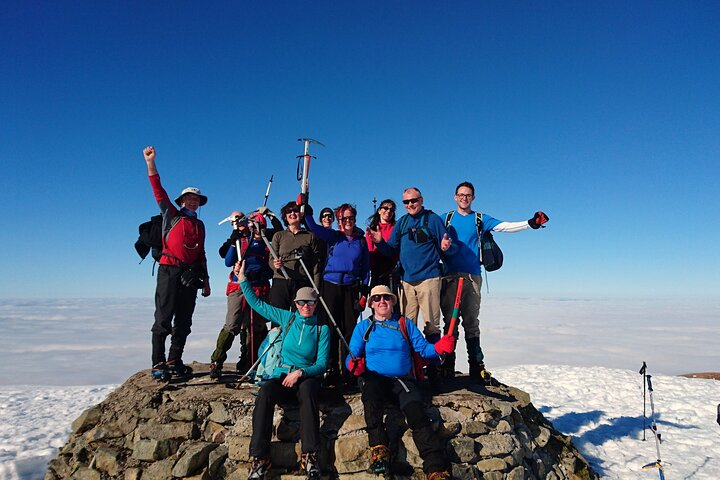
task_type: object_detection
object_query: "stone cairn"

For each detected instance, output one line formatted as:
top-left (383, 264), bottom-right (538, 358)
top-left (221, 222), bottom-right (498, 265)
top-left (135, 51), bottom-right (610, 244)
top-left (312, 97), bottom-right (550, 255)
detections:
top-left (47, 363), bottom-right (598, 480)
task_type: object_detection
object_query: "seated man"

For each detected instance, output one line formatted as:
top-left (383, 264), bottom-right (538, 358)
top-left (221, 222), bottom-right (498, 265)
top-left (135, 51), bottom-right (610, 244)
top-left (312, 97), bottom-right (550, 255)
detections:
top-left (346, 285), bottom-right (455, 480)
top-left (237, 261), bottom-right (330, 480)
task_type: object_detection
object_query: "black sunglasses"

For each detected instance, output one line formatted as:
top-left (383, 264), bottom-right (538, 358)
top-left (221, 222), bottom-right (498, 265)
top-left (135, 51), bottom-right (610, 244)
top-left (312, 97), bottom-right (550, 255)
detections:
top-left (321, 213), bottom-right (333, 218)
top-left (296, 300), bottom-right (317, 306)
top-left (402, 197), bottom-right (421, 205)
top-left (380, 205), bottom-right (395, 211)
top-left (286, 209), bottom-right (300, 215)
top-left (371, 294), bottom-right (394, 302)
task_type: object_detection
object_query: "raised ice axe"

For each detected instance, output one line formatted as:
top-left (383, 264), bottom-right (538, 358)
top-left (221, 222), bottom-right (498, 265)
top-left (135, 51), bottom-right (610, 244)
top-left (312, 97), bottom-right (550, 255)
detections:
top-left (296, 138), bottom-right (324, 215)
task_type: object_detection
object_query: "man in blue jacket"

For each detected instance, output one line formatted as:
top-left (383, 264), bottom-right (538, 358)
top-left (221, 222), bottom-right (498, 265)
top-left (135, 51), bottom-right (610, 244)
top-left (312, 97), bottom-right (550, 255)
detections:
top-left (237, 261), bottom-right (330, 480)
top-left (346, 285), bottom-right (455, 480)
top-left (366, 187), bottom-right (456, 341)
top-left (442, 181), bottom-right (549, 382)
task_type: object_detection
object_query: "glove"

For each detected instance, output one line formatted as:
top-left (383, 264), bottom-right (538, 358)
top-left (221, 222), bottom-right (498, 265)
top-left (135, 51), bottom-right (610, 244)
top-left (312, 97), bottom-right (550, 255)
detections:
top-left (348, 357), bottom-right (366, 376)
top-left (528, 211), bottom-right (549, 229)
top-left (304, 203), bottom-right (314, 217)
top-left (229, 229), bottom-right (242, 243)
top-left (256, 206), bottom-right (269, 216)
top-left (433, 334), bottom-right (456, 356)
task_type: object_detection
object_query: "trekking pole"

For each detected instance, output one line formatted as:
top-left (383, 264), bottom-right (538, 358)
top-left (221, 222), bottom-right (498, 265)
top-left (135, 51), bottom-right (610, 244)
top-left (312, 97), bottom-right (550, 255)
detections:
top-left (263, 175), bottom-right (273, 208)
top-left (253, 221), bottom-right (290, 280)
top-left (291, 252), bottom-right (356, 361)
top-left (296, 138), bottom-right (324, 215)
top-left (640, 361), bottom-right (647, 441)
top-left (250, 308), bottom-right (255, 366)
top-left (641, 372), bottom-right (665, 479)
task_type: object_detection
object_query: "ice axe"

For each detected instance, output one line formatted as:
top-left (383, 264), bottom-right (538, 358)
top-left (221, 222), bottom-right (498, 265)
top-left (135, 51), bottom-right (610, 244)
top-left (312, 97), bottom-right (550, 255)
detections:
top-left (439, 277), bottom-right (464, 364)
top-left (263, 175), bottom-right (273, 208)
top-left (296, 138), bottom-right (324, 215)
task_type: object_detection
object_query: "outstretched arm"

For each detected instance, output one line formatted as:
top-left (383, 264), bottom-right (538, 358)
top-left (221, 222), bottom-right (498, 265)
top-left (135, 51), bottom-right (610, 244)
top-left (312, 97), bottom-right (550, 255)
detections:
top-left (143, 146), bottom-right (158, 176)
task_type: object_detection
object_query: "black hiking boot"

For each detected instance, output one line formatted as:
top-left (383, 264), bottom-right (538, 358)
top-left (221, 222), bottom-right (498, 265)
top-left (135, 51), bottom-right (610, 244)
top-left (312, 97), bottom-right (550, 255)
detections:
top-left (151, 362), bottom-right (170, 381)
top-left (469, 361), bottom-right (492, 385)
top-left (248, 457), bottom-right (271, 479)
top-left (166, 359), bottom-right (193, 378)
top-left (440, 352), bottom-right (456, 380)
top-left (209, 362), bottom-right (223, 379)
top-left (368, 445), bottom-right (392, 476)
top-left (301, 451), bottom-right (321, 480)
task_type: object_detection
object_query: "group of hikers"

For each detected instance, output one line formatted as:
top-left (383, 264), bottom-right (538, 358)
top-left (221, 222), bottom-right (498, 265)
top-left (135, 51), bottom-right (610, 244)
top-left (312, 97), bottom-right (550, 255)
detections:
top-left (141, 145), bottom-right (549, 480)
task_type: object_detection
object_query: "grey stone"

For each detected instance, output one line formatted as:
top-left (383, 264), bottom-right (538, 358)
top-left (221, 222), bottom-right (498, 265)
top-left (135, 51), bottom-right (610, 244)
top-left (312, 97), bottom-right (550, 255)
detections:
top-left (209, 445), bottom-right (228, 477)
top-left (334, 434), bottom-right (370, 473)
top-left (451, 463), bottom-right (479, 480)
top-left (496, 419), bottom-right (512, 433)
top-left (70, 467), bottom-right (101, 480)
top-left (476, 434), bottom-right (515, 457)
top-left (448, 437), bottom-right (477, 463)
top-left (136, 421), bottom-right (199, 440)
top-left (93, 447), bottom-right (120, 476)
top-left (170, 408), bottom-right (196, 422)
top-left (141, 458), bottom-right (175, 480)
top-left (227, 435), bottom-right (251, 462)
top-left (476, 457), bottom-right (506, 472)
top-left (462, 420), bottom-right (490, 437)
top-left (71, 405), bottom-right (103, 434)
top-left (172, 442), bottom-right (217, 477)
top-left (209, 401), bottom-right (232, 424)
top-left (124, 468), bottom-right (141, 480)
top-left (506, 465), bottom-right (525, 480)
top-left (132, 438), bottom-right (179, 460)
top-left (84, 424), bottom-right (124, 442)
top-left (482, 472), bottom-right (503, 480)
top-left (338, 414), bottom-right (366, 435)
top-left (138, 408), bottom-right (157, 419)
top-left (535, 425), bottom-right (551, 448)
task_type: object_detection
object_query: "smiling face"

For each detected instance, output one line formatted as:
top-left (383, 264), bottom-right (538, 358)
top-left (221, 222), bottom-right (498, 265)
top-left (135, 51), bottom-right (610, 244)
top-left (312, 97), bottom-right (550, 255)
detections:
top-left (295, 300), bottom-right (318, 318)
top-left (338, 207), bottom-right (356, 235)
top-left (321, 211), bottom-right (334, 228)
top-left (402, 189), bottom-right (423, 215)
top-left (454, 185), bottom-right (475, 211)
top-left (285, 207), bottom-right (301, 227)
top-left (378, 202), bottom-right (395, 224)
top-left (371, 293), bottom-right (396, 319)
top-left (181, 193), bottom-right (201, 212)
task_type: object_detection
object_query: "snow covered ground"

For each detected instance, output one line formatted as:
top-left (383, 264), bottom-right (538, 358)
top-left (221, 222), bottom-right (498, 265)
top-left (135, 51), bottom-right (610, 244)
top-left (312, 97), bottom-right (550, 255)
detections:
top-left (0, 297), bottom-right (718, 479)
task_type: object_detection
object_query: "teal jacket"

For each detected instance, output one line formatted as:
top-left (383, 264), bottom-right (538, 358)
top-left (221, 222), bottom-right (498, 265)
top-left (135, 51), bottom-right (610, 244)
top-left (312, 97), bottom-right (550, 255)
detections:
top-left (240, 279), bottom-right (330, 378)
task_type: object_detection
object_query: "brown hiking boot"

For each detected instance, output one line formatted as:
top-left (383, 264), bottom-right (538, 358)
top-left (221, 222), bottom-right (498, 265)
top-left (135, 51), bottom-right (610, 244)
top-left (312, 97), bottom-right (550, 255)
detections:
top-left (368, 445), bottom-right (392, 476)
top-left (427, 470), bottom-right (451, 480)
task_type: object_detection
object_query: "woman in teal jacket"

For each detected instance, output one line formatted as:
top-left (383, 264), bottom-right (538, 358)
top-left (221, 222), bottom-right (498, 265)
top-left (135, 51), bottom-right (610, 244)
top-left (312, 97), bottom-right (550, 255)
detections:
top-left (238, 262), bottom-right (330, 480)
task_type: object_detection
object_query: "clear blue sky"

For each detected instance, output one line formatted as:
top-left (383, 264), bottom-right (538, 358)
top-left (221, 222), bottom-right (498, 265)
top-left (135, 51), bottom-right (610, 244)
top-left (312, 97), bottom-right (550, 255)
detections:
top-left (2, 1), bottom-right (719, 299)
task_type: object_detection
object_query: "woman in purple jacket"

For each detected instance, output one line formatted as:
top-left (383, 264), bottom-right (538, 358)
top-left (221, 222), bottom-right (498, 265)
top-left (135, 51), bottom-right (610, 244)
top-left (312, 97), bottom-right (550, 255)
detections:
top-left (304, 203), bottom-right (369, 386)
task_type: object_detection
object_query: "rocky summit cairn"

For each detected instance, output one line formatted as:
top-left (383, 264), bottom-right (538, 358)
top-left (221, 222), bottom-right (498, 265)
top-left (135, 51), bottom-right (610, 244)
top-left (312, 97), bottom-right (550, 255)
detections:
top-left (47, 362), bottom-right (598, 480)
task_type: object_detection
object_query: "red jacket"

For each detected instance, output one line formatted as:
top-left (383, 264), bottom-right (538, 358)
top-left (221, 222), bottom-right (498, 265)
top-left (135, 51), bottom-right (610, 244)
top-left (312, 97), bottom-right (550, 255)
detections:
top-left (366, 222), bottom-right (397, 283)
top-left (149, 174), bottom-right (207, 270)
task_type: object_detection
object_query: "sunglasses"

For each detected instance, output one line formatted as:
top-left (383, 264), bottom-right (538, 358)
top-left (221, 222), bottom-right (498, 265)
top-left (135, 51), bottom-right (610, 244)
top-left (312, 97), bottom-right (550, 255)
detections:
top-left (371, 294), bottom-right (394, 302)
top-left (321, 213), bottom-right (333, 218)
top-left (341, 216), bottom-right (356, 223)
top-left (402, 197), bottom-right (421, 205)
top-left (286, 209), bottom-right (300, 215)
top-left (380, 205), bottom-right (395, 211)
top-left (296, 300), bottom-right (317, 306)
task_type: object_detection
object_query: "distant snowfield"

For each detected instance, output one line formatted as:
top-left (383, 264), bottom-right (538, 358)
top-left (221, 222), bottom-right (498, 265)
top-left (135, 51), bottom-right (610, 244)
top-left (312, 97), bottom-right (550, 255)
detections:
top-left (0, 297), bottom-right (718, 479)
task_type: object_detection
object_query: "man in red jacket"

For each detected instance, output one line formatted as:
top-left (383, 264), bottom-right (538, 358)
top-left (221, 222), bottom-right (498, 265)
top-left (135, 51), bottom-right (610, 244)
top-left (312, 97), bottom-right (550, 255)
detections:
top-left (143, 146), bottom-right (211, 381)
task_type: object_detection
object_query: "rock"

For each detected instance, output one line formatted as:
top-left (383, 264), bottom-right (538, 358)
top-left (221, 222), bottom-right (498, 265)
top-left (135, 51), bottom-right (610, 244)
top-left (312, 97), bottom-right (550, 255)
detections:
top-left (209, 401), bottom-right (232, 424)
top-left (170, 409), bottom-right (196, 422)
top-left (141, 458), bottom-right (175, 480)
top-left (136, 421), bottom-right (199, 441)
top-left (462, 420), bottom-right (490, 437)
top-left (71, 405), bottom-right (103, 434)
top-left (208, 445), bottom-right (228, 477)
top-left (452, 463), bottom-right (480, 480)
top-left (132, 439), bottom-right (179, 460)
top-left (227, 434), bottom-right (251, 462)
top-left (172, 442), bottom-right (217, 477)
top-left (448, 437), bottom-right (478, 463)
top-left (334, 434), bottom-right (370, 473)
top-left (123, 468), bottom-right (141, 480)
top-left (338, 414), bottom-right (366, 435)
top-left (476, 433), bottom-right (515, 457)
top-left (70, 467), bottom-right (101, 480)
top-left (507, 465), bottom-right (526, 480)
top-left (476, 457), bottom-right (506, 472)
top-left (93, 447), bottom-right (120, 476)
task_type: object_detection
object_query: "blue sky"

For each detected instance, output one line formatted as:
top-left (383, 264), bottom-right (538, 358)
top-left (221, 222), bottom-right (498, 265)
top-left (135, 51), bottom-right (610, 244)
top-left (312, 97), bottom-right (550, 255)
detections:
top-left (2, 1), bottom-right (719, 298)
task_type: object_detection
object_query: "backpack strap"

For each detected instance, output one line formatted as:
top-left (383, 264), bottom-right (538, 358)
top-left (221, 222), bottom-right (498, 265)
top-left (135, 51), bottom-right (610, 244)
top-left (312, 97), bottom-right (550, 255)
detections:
top-left (398, 316), bottom-right (418, 379)
top-left (444, 211), bottom-right (454, 227)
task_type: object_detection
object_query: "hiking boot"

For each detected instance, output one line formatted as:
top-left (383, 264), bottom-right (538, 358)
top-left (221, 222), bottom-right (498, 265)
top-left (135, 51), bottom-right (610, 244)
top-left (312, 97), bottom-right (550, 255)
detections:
top-left (301, 451), bottom-right (321, 479)
top-left (440, 352), bottom-right (456, 380)
top-left (248, 456), bottom-right (271, 479)
top-left (469, 361), bottom-right (492, 385)
top-left (209, 362), bottom-right (223, 379)
top-left (166, 359), bottom-right (192, 377)
top-left (368, 445), bottom-right (391, 476)
top-left (426, 470), bottom-right (451, 480)
top-left (151, 362), bottom-right (170, 381)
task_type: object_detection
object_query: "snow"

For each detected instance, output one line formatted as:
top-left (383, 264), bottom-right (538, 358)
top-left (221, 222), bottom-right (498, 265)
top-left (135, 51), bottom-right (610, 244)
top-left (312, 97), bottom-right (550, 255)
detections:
top-left (0, 298), bottom-right (718, 479)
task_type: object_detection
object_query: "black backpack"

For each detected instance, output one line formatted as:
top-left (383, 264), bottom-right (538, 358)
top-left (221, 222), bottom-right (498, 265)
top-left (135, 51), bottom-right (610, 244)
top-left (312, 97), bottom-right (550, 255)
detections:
top-left (135, 215), bottom-right (163, 263)
top-left (444, 211), bottom-right (503, 272)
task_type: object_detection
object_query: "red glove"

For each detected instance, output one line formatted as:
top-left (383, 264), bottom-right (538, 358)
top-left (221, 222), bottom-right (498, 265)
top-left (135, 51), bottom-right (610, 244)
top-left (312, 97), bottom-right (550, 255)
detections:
top-left (347, 357), bottom-right (366, 376)
top-left (528, 211), bottom-right (549, 229)
top-left (434, 334), bottom-right (456, 355)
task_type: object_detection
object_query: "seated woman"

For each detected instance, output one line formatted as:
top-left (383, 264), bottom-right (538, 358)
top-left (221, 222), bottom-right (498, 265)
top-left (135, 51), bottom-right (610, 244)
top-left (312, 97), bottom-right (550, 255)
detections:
top-left (345, 285), bottom-right (455, 480)
top-left (237, 261), bottom-right (330, 480)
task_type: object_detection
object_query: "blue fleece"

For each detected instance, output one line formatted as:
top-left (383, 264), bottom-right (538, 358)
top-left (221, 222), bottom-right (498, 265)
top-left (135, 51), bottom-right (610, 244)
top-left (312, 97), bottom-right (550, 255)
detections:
top-left (443, 211), bottom-right (502, 275)
top-left (240, 279), bottom-right (330, 378)
top-left (305, 215), bottom-right (370, 286)
top-left (346, 314), bottom-right (439, 378)
top-left (378, 208), bottom-right (457, 282)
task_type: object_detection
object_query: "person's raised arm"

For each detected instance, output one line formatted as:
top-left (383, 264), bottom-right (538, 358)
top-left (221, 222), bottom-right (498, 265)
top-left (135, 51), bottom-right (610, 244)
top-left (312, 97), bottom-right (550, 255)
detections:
top-left (143, 146), bottom-right (158, 176)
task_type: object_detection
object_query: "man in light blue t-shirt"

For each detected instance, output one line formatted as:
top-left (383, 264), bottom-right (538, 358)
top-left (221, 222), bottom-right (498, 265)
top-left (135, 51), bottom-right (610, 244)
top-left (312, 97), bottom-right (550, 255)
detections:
top-left (442, 181), bottom-right (549, 383)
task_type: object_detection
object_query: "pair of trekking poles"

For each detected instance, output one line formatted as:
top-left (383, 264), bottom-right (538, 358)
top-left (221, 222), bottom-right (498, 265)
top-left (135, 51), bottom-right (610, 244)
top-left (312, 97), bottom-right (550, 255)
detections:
top-left (639, 361), bottom-right (665, 479)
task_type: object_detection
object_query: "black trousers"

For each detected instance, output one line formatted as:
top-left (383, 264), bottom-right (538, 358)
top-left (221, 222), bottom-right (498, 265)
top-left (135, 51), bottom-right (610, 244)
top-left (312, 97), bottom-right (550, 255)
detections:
top-left (361, 373), bottom-right (448, 474)
top-left (268, 277), bottom-right (312, 312)
top-left (250, 377), bottom-right (321, 458)
top-left (320, 281), bottom-right (359, 373)
top-left (151, 264), bottom-right (198, 365)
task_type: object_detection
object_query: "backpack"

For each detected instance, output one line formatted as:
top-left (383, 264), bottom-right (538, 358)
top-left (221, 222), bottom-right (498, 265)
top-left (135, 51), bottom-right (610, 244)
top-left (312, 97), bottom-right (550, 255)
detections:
top-left (135, 215), bottom-right (163, 263)
top-left (397, 209), bottom-right (437, 245)
top-left (363, 316), bottom-right (428, 380)
top-left (444, 211), bottom-right (503, 272)
top-left (255, 317), bottom-right (321, 382)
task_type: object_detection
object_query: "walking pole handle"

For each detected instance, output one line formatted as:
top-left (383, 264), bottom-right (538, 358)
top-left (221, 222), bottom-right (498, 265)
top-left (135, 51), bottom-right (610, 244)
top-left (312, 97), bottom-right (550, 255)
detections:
top-left (446, 277), bottom-right (465, 337)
